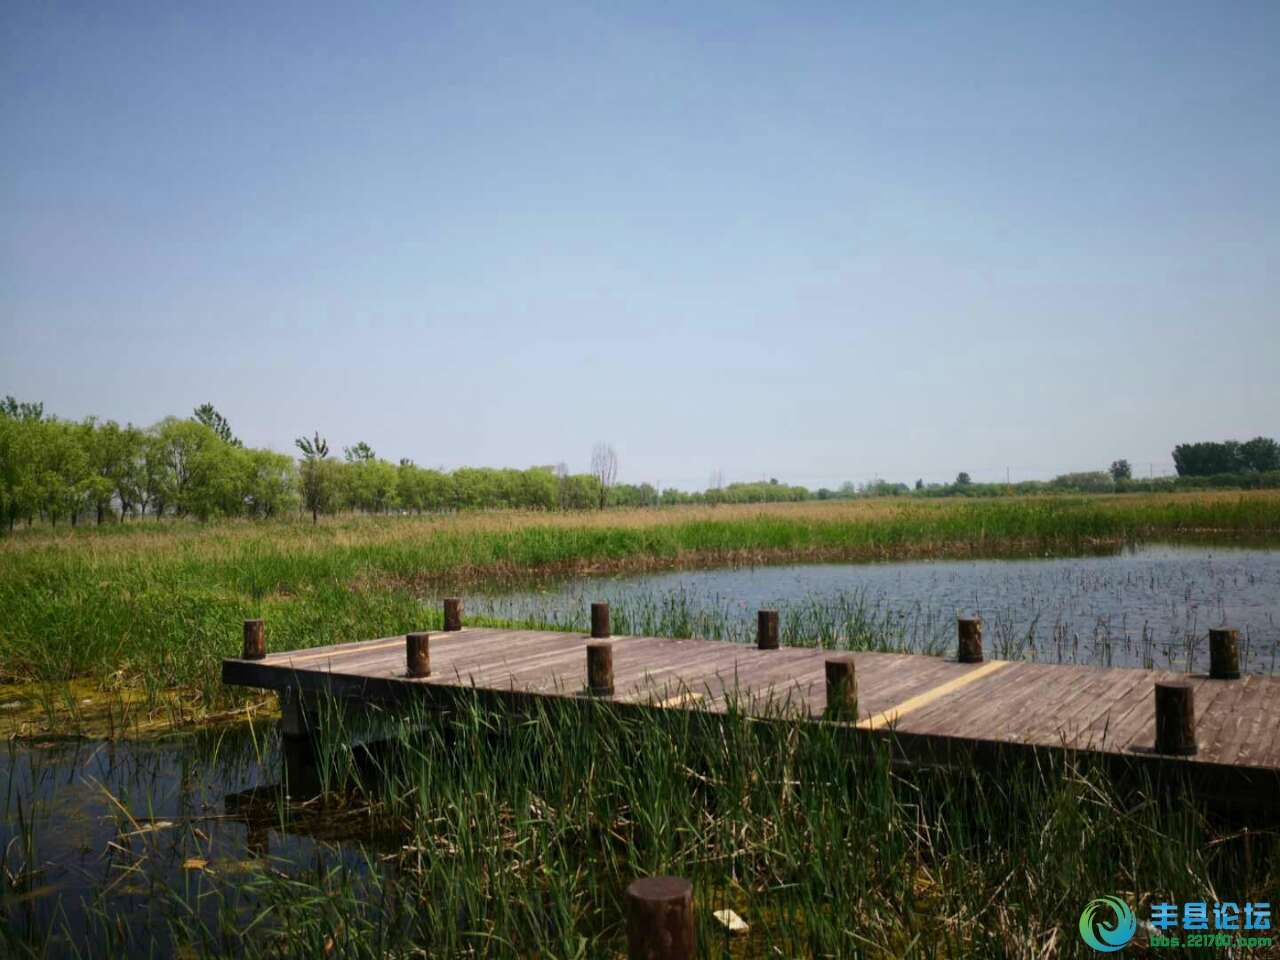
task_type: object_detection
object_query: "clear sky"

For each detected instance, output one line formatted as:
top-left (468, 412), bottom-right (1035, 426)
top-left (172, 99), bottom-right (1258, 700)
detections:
top-left (3, 1), bottom-right (1277, 488)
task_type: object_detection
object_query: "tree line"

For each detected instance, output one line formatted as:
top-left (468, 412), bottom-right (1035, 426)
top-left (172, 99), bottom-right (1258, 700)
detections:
top-left (2, 397), bottom-right (1275, 531)
top-left (1172, 438), bottom-right (1280, 477)
top-left (0, 399), bottom-right (817, 530)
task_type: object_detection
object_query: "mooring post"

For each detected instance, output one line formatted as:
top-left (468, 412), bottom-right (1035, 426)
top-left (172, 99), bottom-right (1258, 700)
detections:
top-left (406, 632), bottom-right (431, 678)
top-left (757, 610), bottom-right (779, 650)
top-left (1155, 682), bottom-right (1197, 756)
top-left (1209, 628), bottom-right (1240, 679)
top-left (587, 642), bottom-right (614, 696)
top-left (242, 618), bottom-right (265, 660)
top-left (825, 657), bottom-right (857, 720)
top-left (443, 597), bottom-right (463, 632)
top-left (957, 617), bottom-right (983, 663)
top-left (626, 875), bottom-right (694, 960)
top-left (591, 601), bottom-right (611, 639)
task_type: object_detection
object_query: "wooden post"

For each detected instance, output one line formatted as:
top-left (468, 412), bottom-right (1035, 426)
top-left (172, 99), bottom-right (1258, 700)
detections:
top-left (1154, 682), bottom-right (1196, 756)
top-left (591, 601), bottom-right (611, 639)
top-left (406, 632), bottom-right (431, 678)
top-left (443, 597), bottom-right (464, 632)
top-left (1209, 628), bottom-right (1240, 679)
top-left (957, 617), bottom-right (983, 663)
top-left (587, 642), bottom-right (614, 696)
top-left (757, 610), bottom-right (779, 650)
top-left (825, 657), bottom-right (857, 720)
top-left (626, 875), bottom-right (694, 960)
top-left (242, 618), bottom-right (265, 660)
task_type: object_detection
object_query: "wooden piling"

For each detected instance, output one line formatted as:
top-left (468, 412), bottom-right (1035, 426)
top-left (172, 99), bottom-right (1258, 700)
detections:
top-left (443, 597), bottom-right (464, 632)
top-left (957, 617), bottom-right (983, 663)
top-left (587, 642), bottom-right (614, 696)
top-left (406, 632), bottom-right (431, 678)
top-left (825, 657), bottom-right (857, 720)
top-left (591, 602), bottom-right (611, 639)
top-left (1209, 628), bottom-right (1240, 679)
top-left (1155, 682), bottom-right (1196, 756)
top-left (242, 619), bottom-right (265, 660)
top-left (757, 610), bottom-right (779, 650)
top-left (626, 875), bottom-right (694, 960)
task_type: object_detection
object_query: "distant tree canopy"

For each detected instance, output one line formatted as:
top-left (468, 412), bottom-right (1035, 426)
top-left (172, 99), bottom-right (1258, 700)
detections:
top-left (1173, 437), bottom-right (1280, 476)
top-left (5, 397), bottom-right (1279, 533)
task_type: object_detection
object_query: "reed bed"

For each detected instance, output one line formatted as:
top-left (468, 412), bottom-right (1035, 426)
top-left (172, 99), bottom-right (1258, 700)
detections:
top-left (5, 695), bottom-right (1274, 957)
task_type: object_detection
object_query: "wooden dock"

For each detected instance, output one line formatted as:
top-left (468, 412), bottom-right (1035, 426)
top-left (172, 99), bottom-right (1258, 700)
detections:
top-left (222, 605), bottom-right (1280, 806)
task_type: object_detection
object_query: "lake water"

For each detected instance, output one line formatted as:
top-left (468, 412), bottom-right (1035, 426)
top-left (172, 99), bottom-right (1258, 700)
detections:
top-left (460, 542), bottom-right (1280, 674)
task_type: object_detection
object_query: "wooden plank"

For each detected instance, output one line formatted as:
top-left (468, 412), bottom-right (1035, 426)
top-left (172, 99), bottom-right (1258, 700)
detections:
top-left (896, 661), bottom-right (1036, 742)
top-left (856, 660), bottom-right (1010, 731)
top-left (222, 627), bottom-right (1280, 786)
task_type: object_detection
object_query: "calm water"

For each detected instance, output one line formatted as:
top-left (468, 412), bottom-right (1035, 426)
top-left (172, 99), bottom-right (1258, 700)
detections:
top-left (462, 543), bottom-right (1280, 674)
top-left (0, 732), bottom-right (382, 954)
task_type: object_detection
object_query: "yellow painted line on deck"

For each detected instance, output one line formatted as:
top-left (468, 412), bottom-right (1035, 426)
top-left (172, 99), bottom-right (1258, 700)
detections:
top-left (855, 660), bottom-right (1010, 731)
top-left (654, 690), bottom-right (705, 709)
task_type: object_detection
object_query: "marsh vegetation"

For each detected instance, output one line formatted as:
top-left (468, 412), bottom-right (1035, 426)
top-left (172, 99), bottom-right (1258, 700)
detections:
top-left (2, 494), bottom-right (1280, 955)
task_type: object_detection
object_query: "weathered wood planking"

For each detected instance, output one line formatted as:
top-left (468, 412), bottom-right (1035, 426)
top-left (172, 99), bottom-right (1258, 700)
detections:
top-left (222, 627), bottom-right (1280, 801)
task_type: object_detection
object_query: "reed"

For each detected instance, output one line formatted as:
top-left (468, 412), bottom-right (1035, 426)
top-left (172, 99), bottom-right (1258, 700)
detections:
top-left (8, 694), bottom-right (1271, 957)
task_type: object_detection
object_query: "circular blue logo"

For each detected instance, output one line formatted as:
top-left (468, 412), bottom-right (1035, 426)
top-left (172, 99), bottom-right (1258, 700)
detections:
top-left (1079, 896), bottom-right (1137, 952)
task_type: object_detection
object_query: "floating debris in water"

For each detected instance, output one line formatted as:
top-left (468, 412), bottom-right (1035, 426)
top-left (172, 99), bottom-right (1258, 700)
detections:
top-left (713, 909), bottom-right (749, 933)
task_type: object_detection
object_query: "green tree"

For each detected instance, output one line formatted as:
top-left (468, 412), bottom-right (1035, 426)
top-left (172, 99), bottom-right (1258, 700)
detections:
top-left (295, 432), bottom-right (336, 524)
top-left (1240, 437), bottom-right (1280, 473)
top-left (242, 448), bottom-right (297, 518)
top-left (591, 443), bottom-right (617, 510)
top-left (83, 419), bottom-right (144, 523)
top-left (1109, 459), bottom-right (1132, 482)
top-left (39, 419), bottom-right (90, 526)
top-left (192, 403), bottom-right (241, 446)
top-left (1172, 441), bottom-right (1242, 476)
top-left (1, 396), bottom-right (44, 421)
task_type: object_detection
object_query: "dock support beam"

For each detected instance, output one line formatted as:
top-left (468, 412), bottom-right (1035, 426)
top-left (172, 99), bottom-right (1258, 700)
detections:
top-left (278, 687), bottom-right (321, 797)
top-left (1209, 628), bottom-right (1240, 679)
top-left (591, 602), bottom-right (611, 639)
top-left (443, 598), bottom-right (463, 632)
top-left (626, 875), bottom-right (694, 960)
top-left (757, 610), bottom-right (779, 650)
top-left (957, 617), bottom-right (983, 663)
top-left (1155, 682), bottom-right (1197, 756)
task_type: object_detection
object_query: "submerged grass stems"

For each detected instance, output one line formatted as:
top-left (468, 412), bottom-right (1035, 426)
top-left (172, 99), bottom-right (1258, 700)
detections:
top-left (9, 693), bottom-right (1272, 957)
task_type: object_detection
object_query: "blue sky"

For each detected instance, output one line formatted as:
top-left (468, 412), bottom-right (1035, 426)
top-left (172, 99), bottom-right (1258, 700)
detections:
top-left (3, 1), bottom-right (1277, 488)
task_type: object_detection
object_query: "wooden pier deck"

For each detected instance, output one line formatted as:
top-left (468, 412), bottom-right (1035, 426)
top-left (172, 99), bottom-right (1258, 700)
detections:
top-left (222, 617), bottom-right (1280, 804)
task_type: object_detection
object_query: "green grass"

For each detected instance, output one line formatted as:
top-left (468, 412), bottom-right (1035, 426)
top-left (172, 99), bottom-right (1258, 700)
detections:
top-left (1, 492), bottom-right (1278, 721)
